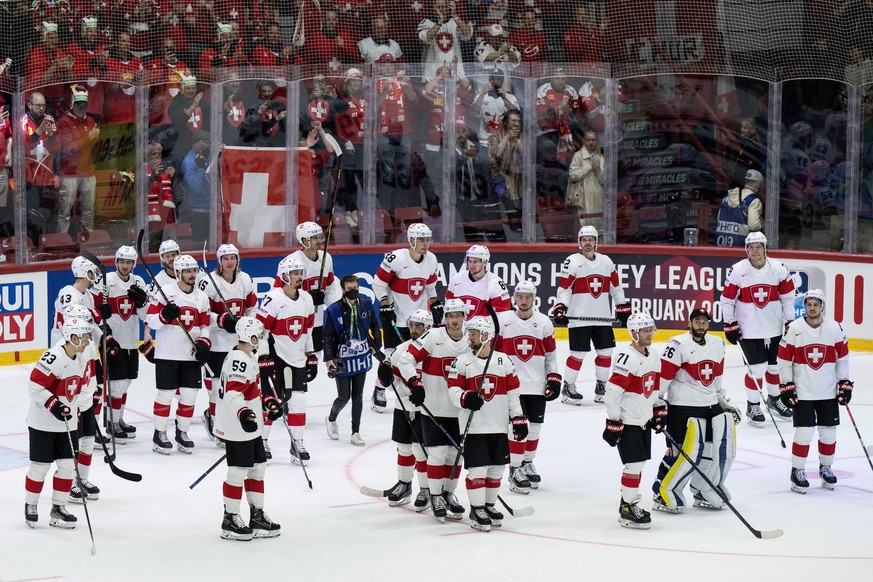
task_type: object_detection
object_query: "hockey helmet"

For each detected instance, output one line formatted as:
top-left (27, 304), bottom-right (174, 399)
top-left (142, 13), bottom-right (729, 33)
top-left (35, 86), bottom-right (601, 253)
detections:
top-left (443, 298), bottom-right (468, 317)
top-left (466, 316), bottom-right (495, 342)
top-left (627, 311), bottom-right (656, 335)
top-left (578, 225), bottom-right (598, 249)
top-left (216, 243), bottom-right (239, 260)
top-left (804, 288), bottom-right (826, 308)
top-left (408, 223), bottom-right (433, 247)
top-left (63, 304), bottom-right (93, 324)
top-left (278, 255), bottom-right (306, 281)
top-left (62, 317), bottom-right (92, 343)
top-left (159, 239), bottom-right (180, 257)
top-left (71, 256), bottom-right (100, 282)
top-left (466, 245), bottom-right (490, 264)
top-left (296, 221), bottom-right (324, 248)
top-left (744, 231), bottom-right (767, 249)
top-left (407, 309), bottom-right (434, 330)
top-left (514, 279), bottom-right (537, 297)
top-left (174, 254), bottom-right (198, 276)
top-left (235, 316), bottom-right (265, 345)
top-left (115, 245), bottom-right (137, 263)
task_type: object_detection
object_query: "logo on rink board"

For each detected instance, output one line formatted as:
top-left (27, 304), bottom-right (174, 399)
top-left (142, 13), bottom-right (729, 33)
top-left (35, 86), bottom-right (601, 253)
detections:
top-left (0, 282), bottom-right (35, 343)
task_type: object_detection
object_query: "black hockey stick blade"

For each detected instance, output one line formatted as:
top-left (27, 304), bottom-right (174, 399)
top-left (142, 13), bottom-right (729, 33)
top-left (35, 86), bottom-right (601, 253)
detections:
top-left (497, 494), bottom-right (534, 517)
top-left (359, 485), bottom-right (390, 498)
top-left (94, 425), bottom-right (142, 482)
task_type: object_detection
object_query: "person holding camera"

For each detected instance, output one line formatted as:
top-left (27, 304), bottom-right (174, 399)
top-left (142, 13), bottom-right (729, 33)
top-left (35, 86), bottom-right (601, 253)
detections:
top-left (472, 68), bottom-right (519, 151)
top-left (323, 275), bottom-right (382, 447)
top-left (240, 81), bottom-right (288, 147)
top-left (180, 130), bottom-right (212, 241)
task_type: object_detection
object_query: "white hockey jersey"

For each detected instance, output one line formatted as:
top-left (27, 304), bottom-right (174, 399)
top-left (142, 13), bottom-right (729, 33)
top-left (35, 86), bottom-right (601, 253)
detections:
top-left (390, 339), bottom-right (421, 412)
top-left (214, 348), bottom-right (264, 442)
top-left (28, 345), bottom-right (92, 432)
top-left (604, 344), bottom-right (663, 426)
top-left (778, 317), bottom-right (849, 401)
top-left (496, 310), bottom-right (558, 396)
top-left (447, 350), bottom-right (522, 435)
top-left (444, 270), bottom-right (512, 320)
top-left (145, 283), bottom-right (211, 361)
top-left (660, 332), bottom-right (726, 407)
top-left (148, 267), bottom-right (176, 302)
top-left (397, 326), bottom-right (469, 417)
top-left (51, 285), bottom-right (103, 346)
top-left (256, 287), bottom-right (315, 367)
top-left (105, 271), bottom-right (149, 349)
top-left (290, 249), bottom-right (341, 331)
top-left (720, 258), bottom-right (795, 339)
top-left (556, 252), bottom-right (627, 328)
top-left (198, 271), bottom-right (258, 353)
top-left (372, 248), bottom-right (438, 325)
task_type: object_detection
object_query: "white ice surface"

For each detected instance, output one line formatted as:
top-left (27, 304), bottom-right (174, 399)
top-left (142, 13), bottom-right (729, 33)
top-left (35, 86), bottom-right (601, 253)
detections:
top-left (1, 340), bottom-right (872, 582)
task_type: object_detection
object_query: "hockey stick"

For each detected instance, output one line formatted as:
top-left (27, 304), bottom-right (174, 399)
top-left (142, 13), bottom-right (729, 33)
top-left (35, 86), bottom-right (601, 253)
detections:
top-left (135, 229), bottom-right (214, 376)
top-left (268, 373), bottom-right (313, 489)
top-left (845, 404), bottom-right (873, 473)
top-left (201, 242), bottom-right (236, 321)
top-left (93, 423), bottom-right (142, 482)
top-left (64, 416), bottom-right (97, 555)
top-left (550, 316), bottom-right (617, 324)
top-left (316, 150), bottom-right (343, 290)
top-left (738, 345), bottom-right (787, 448)
top-left (663, 429), bottom-right (783, 540)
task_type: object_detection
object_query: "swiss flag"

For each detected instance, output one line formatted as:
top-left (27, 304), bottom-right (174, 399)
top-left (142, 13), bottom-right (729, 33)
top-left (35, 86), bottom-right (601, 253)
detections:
top-left (715, 76), bottom-right (740, 121)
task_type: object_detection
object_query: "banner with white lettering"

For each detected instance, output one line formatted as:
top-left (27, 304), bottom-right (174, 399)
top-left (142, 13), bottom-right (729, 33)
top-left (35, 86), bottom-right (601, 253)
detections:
top-left (0, 272), bottom-right (47, 352)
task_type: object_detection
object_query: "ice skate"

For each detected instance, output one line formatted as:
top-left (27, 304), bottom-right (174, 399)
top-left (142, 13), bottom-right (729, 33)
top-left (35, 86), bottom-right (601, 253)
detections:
top-left (25, 503), bottom-right (37, 528)
top-left (431, 493), bottom-right (447, 523)
top-left (109, 422), bottom-right (128, 445)
top-left (561, 381), bottom-right (583, 405)
top-left (594, 380), bottom-right (606, 403)
top-left (692, 493), bottom-right (723, 510)
top-left (767, 395), bottom-right (793, 420)
top-left (220, 512), bottom-right (253, 541)
top-left (746, 401), bottom-right (765, 428)
top-left (387, 481), bottom-right (412, 506)
top-left (152, 429), bottom-right (172, 455)
top-left (371, 387), bottom-right (387, 413)
top-left (484, 504), bottom-right (503, 527)
top-left (69, 479), bottom-right (99, 503)
top-left (49, 504), bottom-right (77, 529)
top-left (521, 461), bottom-right (541, 489)
top-left (469, 506), bottom-right (492, 532)
top-left (175, 428), bottom-right (194, 454)
top-left (442, 491), bottom-right (465, 520)
top-left (791, 468), bottom-right (809, 494)
top-left (819, 464), bottom-right (837, 490)
top-left (118, 418), bottom-right (137, 438)
top-left (618, 499), bottom-right (651, 529)
top-left (249, 505), bottom-right (281, 538)
top-left (202, 409), bottom-right (215, 441)
top-left (290, 439), bottom-right (310, 465)
top-left (414, 488), bottom-right (431, 512)
top-left (326, 416), bottom-right (339, 440)
top-left (509, 466), bottom-right (531, 494)
top-left (652, 493), bottom-right (682, 514)
top-left (263, 439), bottom-right (272, 460)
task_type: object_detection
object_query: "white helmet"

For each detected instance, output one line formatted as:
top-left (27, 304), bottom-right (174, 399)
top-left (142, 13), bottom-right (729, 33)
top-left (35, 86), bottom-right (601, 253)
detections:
top-left (514, 280), bottom-right (537, 297)
top-left (216, 244), bottom-right (239, 260)
top-left (296, 221), bottom-right (324, 248)
top-left (278, 255), bottom-right (305, 281)
top-left (235, 315), bottom-right (265, 345)
top-left (115, 245), bottom-right (137, 263)
top-left (407, 309), bottom-right (434, 329)
top-left (71, 256), bottom-right (100, 281)
top-left (578, 225), bottom-right (598, 249)
top-left (466, 245), bottom-right (490, 264)
top-left (408, 223), bottom-right (433, 248)
top-left (466, 316), bottom-right (495, 342)
top-left (159, 239), bottom-right (180, 257)
top-left (63, 304), bottom-right (93, 324)
top-left (627, 312), bottom-right (656, 335)
top-left (62, 317), bottom-right (92, 343)
top-left (804, 288), bottom-right (826, 307)
top-left (745, 231), bottom-right (767, 249)
top-left (443, 298), bottom-right (467, 317)
top-left (174, 254), bottom-right (198, 276)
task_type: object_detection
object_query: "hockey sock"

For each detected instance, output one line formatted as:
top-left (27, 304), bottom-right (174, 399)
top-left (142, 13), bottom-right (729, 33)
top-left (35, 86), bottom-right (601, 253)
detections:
top-left (223, 465), bottom-right (248, 515)
top-left (25, 462), bottom-right (50, 505)
top-left (245, 463), bottom-right (267, 509)
top-left (564, 353), bottom-right (585, 385)
top-left (413, 443), bottom-right (428, 487)
top-left (621, 462), bottom-right (645, 503)
top-left (176, 387), bottom-right (199, 431)
top-left (204, 378), bottom-right (218, 416)
top-left (792, 426), bottom-right (815, 469)
top-left (287, 392), bottom-right (306, 441)
top-left (465, 466), bottom-right (487, 507)
top-left (594, 351), bottom-right (612, 382)
top-left (818, 426), bottom-right (837, 466)
top-left (397, 443), bottom-right (415, 482)
top-left (744, 374), bottom-right (762, 403)
top-left (426, 445), bottom-right (448, 495)
top-left (120, 392), bottom-right (128, 419)
top-left (524, 423), bottom-right (542, 462)
top-left (508, 437), bottom-right (525, 468)
top-left (485, 466), bottom-right (503, 505)
top-left (765, 368), bottom-right (781, 398)
top-left (443, 464), bottom-right (461, 493)
top-left (153, 389), bottom-right (174, 431)
top-left (77, 436), bottom-right (95, 482)
top-left (51, 459), bottom-right (74, 505)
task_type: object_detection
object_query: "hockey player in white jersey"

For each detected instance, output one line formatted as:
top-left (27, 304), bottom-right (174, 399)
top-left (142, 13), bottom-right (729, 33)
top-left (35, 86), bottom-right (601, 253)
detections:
top-left (104, 245), bottom-right (150, 443)
top-left (777, 289), bottom-right (851, 493)
top-left (396, 298), bottom-right (470, 522)
top-left (145, 254), bottom-right (212, 454)
top-left (448, 317), bottom-right (526, 532)
top-left (552, 226), bottom-right (631, 405)
top-left (289, 221), bottom-right (341, 353)
top-left (199, 244), bottom-right (258, 445)
top-left (370, 223), bottom-right (439, 413)
top-left (25, 317), bottom-right (93, 529)
top-left (496, 280), bottom-right (560, 494)
top-left (652, 309), bottom-right (739, 514)
top-left (721, 231), bottom-right (796, 426)
top-left (602, 312), bottom-right (663, 529)
top-left (257, 256), bottom-right (317, 463)
top-left (444, 245), bottom-right (512, 320)
top-left (148, 239), bottom-right (181, 300)
top-left (215, 316), bottom-right (281, 541)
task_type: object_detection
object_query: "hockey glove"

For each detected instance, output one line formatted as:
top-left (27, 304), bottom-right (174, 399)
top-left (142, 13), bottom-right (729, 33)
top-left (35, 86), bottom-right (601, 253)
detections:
top-left (262, 395), bottom-right (283, 421)
top-left (96, 302), bottom-right (113, 322)
top-left (308, 288), bottom-right (325, 307)
top-left (779, 382), bottom-right (799, 408)
top-left (127, 285), bottom-right (149, 308)
top-left (46, 396), bottom-right (72, 421)
top-left (407, 376), bottom-right (425, 406)
top-left (104, 331), bottom-right (121, 358)
top-left (460, 390), bottom-right (484, 411)
top-left (650, 405), bottom-right (667, 434)
top-left (258, 356), bottom-right (276, 383)
top-left (239, 408), bottom-right (259, 433)
top-left (92, 386), bottom-right (102, 408)
top-left (511, 416), bottom-right (529, 441)
top-left (544, 373), bottom-right (562, 401)
top-left (429, 300), bottom-right (444, 325)
top-left (377, 360), bottom-right (394, 386)
top-left (602, 418), bottom-right (623, 447)
top-left (551, 303), bottom-right (568, 325)
top-left (380, 303), bottom-right (396, 328)
top-left (159, 302), bottom-right (181, 325)
top-left (193, 337), bottom-right (211, 365)
top-left (837, 380), bottom-right (854, 405)
top-left (305, 354), bottom-right (319, 382)
top-left (615, 303), bottom-right (632, 327)
top-left (139, 339), bottom-right (156, 363)
top-left (217, 312), bottom-right (237, 334)
top-left (723, 321), bottom-right (740, 345)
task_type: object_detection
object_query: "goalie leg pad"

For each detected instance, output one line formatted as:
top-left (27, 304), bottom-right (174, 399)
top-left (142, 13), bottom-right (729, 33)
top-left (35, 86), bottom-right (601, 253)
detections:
top-left (691, 412), bottom-right (736, 507)
top-left (659, 417), bottom-right (706, 511)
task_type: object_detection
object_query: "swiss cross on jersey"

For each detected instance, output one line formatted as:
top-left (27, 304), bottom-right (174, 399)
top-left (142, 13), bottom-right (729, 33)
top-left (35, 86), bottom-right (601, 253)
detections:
top-left (746, 284), bottom-right (775, 309)
top-left (694, 360), bottom-right (719, 387)
top-left (509, 335), bottom-right (538, 363)
top-left (110, 295), bottom-right (136, 321)
top-left (477, 374), bottom-right (499, 401)
top-left (177, 306), bottom-right (199, 331)
top-left (63, 377), bottom-right (81, 402)
top-left (223, 299), bottom-right (245, 317)
top-left (640, 372), bottom-right (658, 397)
top-left (309, 99), bottom-right (329, 121)
top-left (407, 278), bottom-right (427, 301)
top-left (802, 344), bottom-right (829, 371)
top-left (285, 316), bottom-right (307, 341)
top-left (187, 106), bottom-right (203, 131)
top-left (460, 296), bottom-right (482, 316)
top-left (436, 32), bottom-right (453, 53)
top-left (439, 356), bottom-right (457, 380)
top-left (227, 100), bottom-right (245, 127)
top-left (585, 274), bottom-right (608, 299)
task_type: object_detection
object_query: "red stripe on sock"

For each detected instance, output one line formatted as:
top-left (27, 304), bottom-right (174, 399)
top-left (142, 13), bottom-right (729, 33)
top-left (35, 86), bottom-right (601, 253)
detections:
top-left (154, 402), bottom-right (171, 417)
top-left (594, 355), bottom-right (611, 367)
top-left (485, 477), bottom-right (501, 489)
top-left (111, 396), bottom-right (124, 410)
top-left (444, 464), bottom-right (461, 479)
top-left (78, 452), bottom-right (92, 467)
top-left (818, 441), bottom-right (836, 456)
top-left (426, 464), bottom-right (443, 479)
top-left (397, 453), bottom-right (415, 467)
top-left (620, 473), bottom-right (641, 488)
top-left (745, 374), bottom-right (759, 390)
top-left (223, 482), bottom-right (243, 499)
top-left (244, 479), bottom-right (265, 494)
top-left (25, 476), bottom-right (44, 494)
top-left (566, 356), bottom-right (583, 371)
top-left (792, 443), bottom-right (810, 458)
top-left (508, 439), bottom-right (525, 455)
top-left (287, 413), bottom-right (306, 427)
top-left (415, 459), bottom-right (427, 473)
top-left (209, 402), bottom-right (216, 416)
top-left (765, 372), bottom-right (780, 385)
top-left (53, 476), bottom-right (73, 493)
top-left (176, 404), bottom-right (195, 418)
top-left (465, 477), bottom-right (486, 490)
top-left (525, 439), bottom-right (539, 453)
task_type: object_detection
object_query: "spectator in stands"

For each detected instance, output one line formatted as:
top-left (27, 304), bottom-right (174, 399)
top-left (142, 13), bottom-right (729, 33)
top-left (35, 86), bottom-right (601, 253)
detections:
top-left (336, 68), bottom-right (366, 225)
top-left (562, 4), bottom-right (607, 64)
top-left (57, 85), bottom-right (99, 235)
top-left (304, 6), bottom-right (357, 76)
top-left (109, 32), bottom-right (144, 78)
top-left (240, 81), bottom-right (288, 147)
top-left (714, 168), bottom-right (764, 247)
top-left (22, 92), bottom-right (59, 245)
top-left (221, 70), bottom-right (248, 144)
top-left (147, 141), bottom-right (176, 251)
top-left (471, 68), bottom-right (518, 149)
top-left (168, 74), bottom-right (209, 159)
top-left (0, 95), bottom-right (11, 236)
top-left (66, 16), bottom-right (109, 123)
top-left (147, 37), bottom-right (191, 128)
top-left (508, 8), bottom-right (548, 68)
top-left (725, 117), bottom-right (765, 187)
top-left (253, 23), bottom-right (301, 73)
top-left (180, 130), bottom-right (212, 241)
top-left (566, 130), bottom-right (605, 232)
top-left (376, 55), bottom-right (419, 215)
top-left (25, 21), bottom-right (73, 117)
top-left (417, 0), bottom-right (472, 81)
top-left (358, 14), bottom-right (404, 64)
top-left (197, 22), bottom-right (251, 81)
top-left (455, 116), bottom-right (491, 241)
top-left (488, 109), bottom-right (523, 228)
top-left (473, 23), bottom-right (520, 76)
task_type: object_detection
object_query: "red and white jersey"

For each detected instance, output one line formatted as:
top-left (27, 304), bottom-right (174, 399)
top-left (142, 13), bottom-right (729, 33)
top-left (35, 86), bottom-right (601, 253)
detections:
top-left (148, 268), bottom-right (177, 302)
top-left (660, 332), bottom-right (726, 407)
top-left (604, 344), bottom-right (662, 426)
top-left (256, 287), bottom-right (315, 367)
top-left (372, 249), bottom-right (438, 325)
top-left (475, 90), bottom-right (519, 145)
top-left (417, 17), bottom-right (472, 81)
top-left (105, 271), bottom-right (149, 349)
top-left (448, 350), bottom-right (521, 434)
top-left (397, 327), bottom-right (469, 417)
top-left (720, 258), bottom-right (795, 339)
top-left (536, 82), bottom-right (579, 132)
top-left (778, 317), bottom-right (849, 401)
top-left (145, 283), bottom-right (211, 361)
top-left (214, 348), bottom-right (264, 442)
top-left (199, 271), bottom-right (258, 353)
top-left (51, 285), bottom-right (104, 346)
top-left (28, 345), bottom-right (92, 433)
top-left (357, 36), bottom-right (403, 64)
top-left (556, 252), bottom-right (627, 327)
top-left (496, 310), bottom-right (557, 396)
top-left (289, 249), bottom-right (341, 331)
top-left (390, 339), bottom-right (421, 411)
top-left (445, 270), bottom-right (512, 319)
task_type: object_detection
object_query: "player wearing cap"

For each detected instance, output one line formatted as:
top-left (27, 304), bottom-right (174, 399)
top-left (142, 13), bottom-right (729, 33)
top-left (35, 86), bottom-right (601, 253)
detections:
top-left (714, 168), bottom-right (764, 247)
top-left (777, 289), bottom-right (851, 494)
top-left (444, 245), bottom-right (512, 320)
top-left (199, 244), bottom-right (258, 445)
top-left (651, 309), bottom-right (739, 514)
top-left (370, 223), bottom-right (439, 413)
top-left (552, 225), bottom-right (631, 405)
top-left (721, 231), bottom-right (796, 426)
top-left (289, 222), bottom-right (341, 353)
